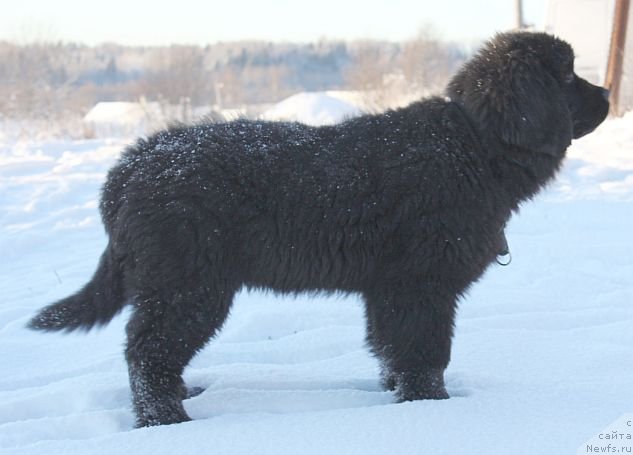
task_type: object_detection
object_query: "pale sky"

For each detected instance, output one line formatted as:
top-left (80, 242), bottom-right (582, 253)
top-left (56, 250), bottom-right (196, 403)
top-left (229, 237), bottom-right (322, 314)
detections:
top-left (0, 0), bottom-right (548, 45)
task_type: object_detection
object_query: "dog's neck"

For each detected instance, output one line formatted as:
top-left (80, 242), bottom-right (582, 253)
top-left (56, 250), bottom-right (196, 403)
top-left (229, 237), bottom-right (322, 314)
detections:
top-left (489, 145), bottom-right (565, 207)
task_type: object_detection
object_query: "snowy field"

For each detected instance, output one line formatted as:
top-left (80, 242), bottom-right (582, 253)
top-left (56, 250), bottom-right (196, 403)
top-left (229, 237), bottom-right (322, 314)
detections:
top-left (0, 112), bottom-right (632, 454)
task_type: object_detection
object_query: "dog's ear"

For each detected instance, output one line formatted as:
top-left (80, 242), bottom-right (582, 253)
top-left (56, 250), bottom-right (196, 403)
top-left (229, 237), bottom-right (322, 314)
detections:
top-left (448, 48), bottom-right (573, 155)
top-left (494, 51), bottom-right (573, 153)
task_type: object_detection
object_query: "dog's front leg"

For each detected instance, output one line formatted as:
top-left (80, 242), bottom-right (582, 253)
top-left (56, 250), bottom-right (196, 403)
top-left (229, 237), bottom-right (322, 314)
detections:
top-left (364, 282), bottom-right (455, 401)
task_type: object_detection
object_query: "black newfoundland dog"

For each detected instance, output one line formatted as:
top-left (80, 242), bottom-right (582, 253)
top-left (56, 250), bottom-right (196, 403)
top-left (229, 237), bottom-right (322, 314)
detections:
top-left (29, 32), bottom-right (609, 427)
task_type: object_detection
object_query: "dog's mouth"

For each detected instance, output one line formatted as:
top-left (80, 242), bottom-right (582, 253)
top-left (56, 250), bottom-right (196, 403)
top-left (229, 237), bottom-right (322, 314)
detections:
top-left (572, 107), bottom-right (609, 139)
top-left (571, 98), bottom-right (610, 139)
top-left (572, 120), bottom-right (599, 139)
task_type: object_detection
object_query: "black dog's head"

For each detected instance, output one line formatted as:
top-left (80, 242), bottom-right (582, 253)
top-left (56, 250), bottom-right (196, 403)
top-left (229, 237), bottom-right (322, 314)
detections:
top-left (447, 31), bottom-right (609, 157)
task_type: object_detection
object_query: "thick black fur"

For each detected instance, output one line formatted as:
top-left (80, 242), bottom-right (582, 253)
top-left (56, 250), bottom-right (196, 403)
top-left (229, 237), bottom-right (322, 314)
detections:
top-left (28, 32), bottom-right (609, 427)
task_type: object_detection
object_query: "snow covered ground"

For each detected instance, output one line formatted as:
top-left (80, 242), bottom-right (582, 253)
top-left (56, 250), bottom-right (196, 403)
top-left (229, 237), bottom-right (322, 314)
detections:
top-left (0, 112), bottom-right (632, 454)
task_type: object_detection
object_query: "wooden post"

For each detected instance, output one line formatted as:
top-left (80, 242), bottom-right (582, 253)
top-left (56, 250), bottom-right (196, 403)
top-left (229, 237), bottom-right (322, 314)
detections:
top-left (515, 0), bottom-right (525, 30)
top-left (605, 0), bottom-right (630, 116)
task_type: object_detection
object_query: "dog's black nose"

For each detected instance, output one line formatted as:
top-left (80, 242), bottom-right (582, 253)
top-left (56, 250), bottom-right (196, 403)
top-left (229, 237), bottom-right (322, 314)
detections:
top-left (601, 87), bottom-right (610, 101)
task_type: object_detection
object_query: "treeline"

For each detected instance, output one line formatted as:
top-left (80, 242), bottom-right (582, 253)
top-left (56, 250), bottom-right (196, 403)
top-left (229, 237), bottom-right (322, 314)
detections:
top-left (0, 31), bottom-right (466, 121)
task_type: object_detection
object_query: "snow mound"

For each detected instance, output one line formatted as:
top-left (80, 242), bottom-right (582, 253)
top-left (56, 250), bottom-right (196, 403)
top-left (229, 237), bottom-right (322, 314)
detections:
top-left (83, 102), bottom-right (163, 138)
top-left (261, 92), bottom-right (362, 125)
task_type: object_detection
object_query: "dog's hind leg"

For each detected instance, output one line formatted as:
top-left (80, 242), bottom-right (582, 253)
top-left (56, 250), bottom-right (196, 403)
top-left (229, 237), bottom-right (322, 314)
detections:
top-left (125, 285), bottom-right (234, 427)
top-left (364, 282), bottom-right (455, 401)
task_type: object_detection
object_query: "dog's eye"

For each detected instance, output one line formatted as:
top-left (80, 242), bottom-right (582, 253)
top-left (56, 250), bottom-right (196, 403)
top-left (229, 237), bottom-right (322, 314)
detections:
top-left (564, 72), bottom-right (575, 83)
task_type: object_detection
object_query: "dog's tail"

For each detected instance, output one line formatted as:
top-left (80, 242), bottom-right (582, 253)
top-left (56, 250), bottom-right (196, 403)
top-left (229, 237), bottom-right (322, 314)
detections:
top-left (28, 243), bottom-right (127, 332)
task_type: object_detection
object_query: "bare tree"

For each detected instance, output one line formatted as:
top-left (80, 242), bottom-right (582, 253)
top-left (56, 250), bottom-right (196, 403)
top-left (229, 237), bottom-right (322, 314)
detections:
top-left (399, 27), bottom-right (461, 97)
top-left (146, 45), bottom-right (211, 106)
top-left (345, 30), bottom-right (462, 110)
top-left (345, 41), bottom-right (397, 109)
top-left (216, 64), bottom-right (241, 107)
top-left (0, 41), bottom-right (75, 120)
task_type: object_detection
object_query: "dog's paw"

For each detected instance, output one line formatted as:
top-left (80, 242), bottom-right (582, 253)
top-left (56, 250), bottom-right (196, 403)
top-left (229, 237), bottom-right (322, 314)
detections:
top-left (380, 367), bottom-right (398, 391)
top-left (394, 369), bottom-right (449, 401)
top-left (185, 386), bottom-right (206, 399)
top-left (135, 403), bottom-right (191, 427)
top-left (397, 385), bottom-right (449, 401)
